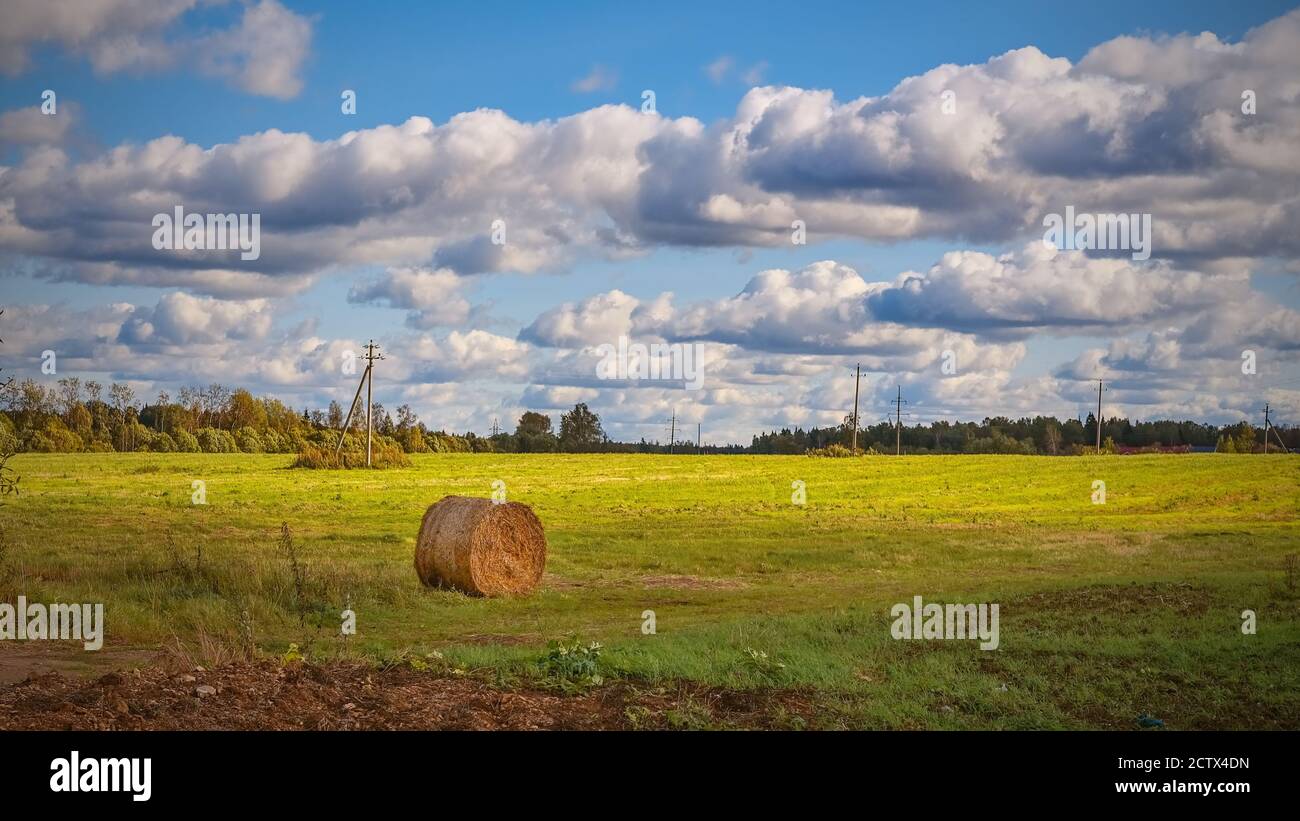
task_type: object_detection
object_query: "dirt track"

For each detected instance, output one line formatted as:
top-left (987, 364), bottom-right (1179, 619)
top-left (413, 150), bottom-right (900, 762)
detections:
top-left (0, 659), bottom-right (817, 730)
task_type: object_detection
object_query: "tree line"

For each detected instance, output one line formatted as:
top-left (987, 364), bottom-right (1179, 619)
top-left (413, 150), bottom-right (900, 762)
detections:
top-left (750, 413), bottom-right (1296, 455)
top-left (0, 377), bottom-right (1291, 456)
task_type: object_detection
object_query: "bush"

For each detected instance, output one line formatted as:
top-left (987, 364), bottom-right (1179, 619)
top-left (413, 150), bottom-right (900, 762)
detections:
top-left (235, 426), bottom-right (264, 453)
top-left (425, 432), bottom-right (472, 453)
top-left (291, 439), bottom-right (410, 469)
top-left (262, 430), bottom-right (290, 454)
top-left (29, 420), bottom-right (82, 452)
top-left (173, 430), bottom-right (200, 453)
top-left (25, 432), bottom-right (55, 452)
top-left (806, 444), bottom-right (875, 457)
top-left (151, 432), bottom-right (177, 453)
top-left (196, 427), bottom-right (238, 453)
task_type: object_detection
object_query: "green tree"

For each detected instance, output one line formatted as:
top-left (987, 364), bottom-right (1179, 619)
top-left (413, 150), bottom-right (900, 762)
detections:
top-left (516, 412), bottom-right (552, 436)
top-left (559, 403), bottom-right (604, 451)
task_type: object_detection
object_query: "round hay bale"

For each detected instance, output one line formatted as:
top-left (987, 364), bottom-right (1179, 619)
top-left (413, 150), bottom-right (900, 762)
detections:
top-left (414, 495), bottom-right (547, 596)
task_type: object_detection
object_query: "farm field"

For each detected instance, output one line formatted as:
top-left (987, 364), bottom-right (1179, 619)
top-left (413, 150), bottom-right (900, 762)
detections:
top-left (1, 452), bottom-right (1297, 729)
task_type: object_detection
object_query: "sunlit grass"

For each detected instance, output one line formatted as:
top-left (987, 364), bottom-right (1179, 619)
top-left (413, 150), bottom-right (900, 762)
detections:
top-left (2, 452), bottom-right (1296, 727)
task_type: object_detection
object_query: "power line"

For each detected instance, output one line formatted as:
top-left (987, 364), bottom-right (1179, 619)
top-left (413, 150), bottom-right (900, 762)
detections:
top-left (335, 340), bottom-right (383, 466)
top-left (851, 362), bottom-right (861, 453)
top-left (1096, 379), bottom-right (1104, 453)
top-left (893, 385), bottom-right (907, 455)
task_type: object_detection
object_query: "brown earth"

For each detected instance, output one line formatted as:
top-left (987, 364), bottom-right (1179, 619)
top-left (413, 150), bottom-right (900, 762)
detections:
top-left (0, 658), bottom-right (818, 730)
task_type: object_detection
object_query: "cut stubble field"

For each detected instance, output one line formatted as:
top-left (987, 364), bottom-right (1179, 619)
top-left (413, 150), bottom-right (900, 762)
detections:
top-left (1, 452), bottom-right (1297, 729)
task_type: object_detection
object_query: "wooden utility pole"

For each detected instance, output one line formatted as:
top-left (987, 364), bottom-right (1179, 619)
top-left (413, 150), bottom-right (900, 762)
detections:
top-left (363, 341), bottom-right (383, 466)
top-left (336, 370), bottom-right (367, 458)
top-left (893, 385), bottom-right (906, 456)
top-left (335, 340), bottom-right (383, 464)
top-left (1263, 404), bottom-right (1271, 455)
top-left (851, 363), bottom-right (860, 453)
top-left (1096, 380), bottom-right (1104, 453)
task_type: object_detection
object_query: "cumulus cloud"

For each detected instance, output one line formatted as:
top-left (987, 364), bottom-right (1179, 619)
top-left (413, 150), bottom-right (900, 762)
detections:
top-left (197, 0), bottom-right (315, 99)
top-left (0, 103), bottom-right (78, 146)
top-left (347, 267), bottom-right (471, 328)
top-left (866, 242), bottom-right (1227, 336)
top-left (5, 10), bottom-right (1299, 297)
top-left (0, 0), bottom-right (313, 98)
top-left (117, 292), bottom-right (274, 347)
top-left (5, 11), bottom-right (1300, 439)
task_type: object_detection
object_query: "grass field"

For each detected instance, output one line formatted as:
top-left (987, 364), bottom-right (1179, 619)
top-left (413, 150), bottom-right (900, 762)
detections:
top-left (2, 452), bottom-right (1297, 729)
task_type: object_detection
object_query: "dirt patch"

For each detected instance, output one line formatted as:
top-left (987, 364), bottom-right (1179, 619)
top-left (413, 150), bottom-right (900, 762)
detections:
top-left (0, 660), bottom-right (816, 730)
top-left (458, 633), bottom-right (543, 646)
top-left (0, 642), bottom-right (158, 686)
top-left (639, 574), bottom-right (747, 591)
top-left (1013, 581), bottom-right (1213, 619)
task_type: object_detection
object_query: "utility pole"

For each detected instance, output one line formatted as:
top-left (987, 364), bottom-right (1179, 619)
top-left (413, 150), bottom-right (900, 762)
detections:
top-left (491, 417), bottom-right (500, 437)
top-left (893, 385), bottom-right (906, 456)
top-left (1096, 380), bottom-right (1104, 453)
top-left (697, 422), bottom-right (701, 453)
top-left (1263, 404), bottom-right (1271, 455)
top-left (363, 340), bottom-right (383, 466)
top-left (336, 340), bottom-right (383, 464)
top-left (668, 409), bottom-right (676, 455)
top-left (851, 363), bottom-right (861, 453)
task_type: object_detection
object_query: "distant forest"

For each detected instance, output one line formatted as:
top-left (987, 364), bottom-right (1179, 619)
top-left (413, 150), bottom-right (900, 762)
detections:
top-left (0, 377), bottom-right (1294, 456)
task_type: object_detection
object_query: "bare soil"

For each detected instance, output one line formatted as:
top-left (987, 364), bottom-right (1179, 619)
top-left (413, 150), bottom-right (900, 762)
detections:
top-left (0, 656), bottom-right (817, 730)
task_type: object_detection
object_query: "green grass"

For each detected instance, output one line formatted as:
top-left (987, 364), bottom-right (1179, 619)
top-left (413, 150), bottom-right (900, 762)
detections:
top-left (2, 452), bottom-right (1297, 728)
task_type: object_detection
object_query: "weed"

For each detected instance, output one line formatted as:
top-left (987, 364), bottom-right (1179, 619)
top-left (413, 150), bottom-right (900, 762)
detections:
top-left (538, 640), bottom-right (604, 689)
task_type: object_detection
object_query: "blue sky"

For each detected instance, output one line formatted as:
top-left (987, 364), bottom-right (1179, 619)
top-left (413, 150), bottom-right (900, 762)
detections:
top-left (2, 0), bottom-right (1299, 441)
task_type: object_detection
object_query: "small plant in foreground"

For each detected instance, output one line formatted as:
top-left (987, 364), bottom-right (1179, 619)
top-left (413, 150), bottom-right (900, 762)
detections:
top-left (741, 647), bottom-right (787, 680)
top-left (538, 640), bottom-right (604, 688)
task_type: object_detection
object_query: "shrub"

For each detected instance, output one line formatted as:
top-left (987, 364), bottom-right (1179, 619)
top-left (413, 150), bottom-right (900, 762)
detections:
top-left (151, 432), bottom-right (177, 453)
top-left (262, 430), bottom-right (290, 454)
top-left (25, 421), bottom-right (83, 453)
top-left (173, 430), bottom-right (201, 452)
top-left (806, 444), bottom-right (876, 457)
top-left (425, 432), bottom-right (472, 453)
top-left (291, 439), bottom-right (410, 469)
top-left (196, 427), bottom-right (238, 453)
top-left (25, 432), bottom-right (55, 452)
top-left (235, 426), bottom-right (264, 453)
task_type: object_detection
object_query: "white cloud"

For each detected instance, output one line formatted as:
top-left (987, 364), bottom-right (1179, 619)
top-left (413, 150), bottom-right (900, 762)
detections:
top-left (0, 0), bottom-right (313, 98)
top-left (6, 10), bottom-right (1300, 298)
top-left (197, 0), bottom-right (315, 99)
top-left (571, 64), bottom-right (617, 93)
top-left (348, 267), bottom-right (471, 328)
top-left (705, 56), bottom-right (734, 84)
